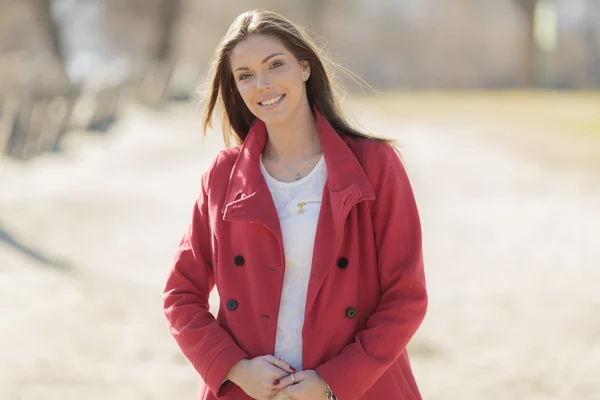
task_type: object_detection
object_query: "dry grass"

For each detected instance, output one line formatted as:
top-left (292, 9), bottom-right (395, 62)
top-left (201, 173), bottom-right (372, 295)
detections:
top-left (349, 91), bottom-right (600, 171)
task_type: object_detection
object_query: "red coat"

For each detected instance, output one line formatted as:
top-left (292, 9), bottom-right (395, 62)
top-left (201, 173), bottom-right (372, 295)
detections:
top-left (163, 110), bottom-right (428, 399)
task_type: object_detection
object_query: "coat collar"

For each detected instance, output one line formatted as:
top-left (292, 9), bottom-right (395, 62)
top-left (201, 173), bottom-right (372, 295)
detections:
top-left (221, 108), bottom-right (376, 311)
top-left (222, 108), bottom-right (374, 219)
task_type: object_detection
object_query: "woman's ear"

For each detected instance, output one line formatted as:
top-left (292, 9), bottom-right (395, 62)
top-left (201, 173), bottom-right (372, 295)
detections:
top-left (301, 61), bottom-right (311, 81)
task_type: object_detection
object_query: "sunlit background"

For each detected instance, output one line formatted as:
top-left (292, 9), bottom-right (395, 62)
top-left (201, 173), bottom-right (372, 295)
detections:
top-left (1, 1), bottom-right (599, 399)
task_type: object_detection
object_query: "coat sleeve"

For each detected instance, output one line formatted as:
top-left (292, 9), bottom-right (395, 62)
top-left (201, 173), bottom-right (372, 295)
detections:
top-left (315, 142), bottom-right (428, 399)
top-left (163, 152), bottom-right (248, 398)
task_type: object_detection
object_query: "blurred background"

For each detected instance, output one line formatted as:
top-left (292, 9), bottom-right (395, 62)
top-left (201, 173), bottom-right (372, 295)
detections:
top-left (0, 1), bottom-right (599, 399)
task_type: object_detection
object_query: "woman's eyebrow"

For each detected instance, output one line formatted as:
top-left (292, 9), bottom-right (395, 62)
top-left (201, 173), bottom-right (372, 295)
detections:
top-left (234, 52), bottom-right (285, 72)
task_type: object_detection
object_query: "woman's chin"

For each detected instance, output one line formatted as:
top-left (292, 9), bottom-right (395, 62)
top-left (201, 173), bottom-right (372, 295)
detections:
top-left (256, 108), bottom-right (290, 125)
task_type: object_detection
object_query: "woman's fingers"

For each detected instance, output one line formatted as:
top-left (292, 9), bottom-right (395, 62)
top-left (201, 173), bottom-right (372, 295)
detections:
top-left (273, 370), bottom-right (305, 390)
top-left (265, 355), bottom-right (296, 374)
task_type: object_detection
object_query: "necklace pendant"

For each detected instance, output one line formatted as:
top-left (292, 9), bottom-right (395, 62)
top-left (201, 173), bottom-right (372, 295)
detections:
top-left (297, 202), bottom-right (306, 215)
top-left (294, 173), bottom-right (301, 181)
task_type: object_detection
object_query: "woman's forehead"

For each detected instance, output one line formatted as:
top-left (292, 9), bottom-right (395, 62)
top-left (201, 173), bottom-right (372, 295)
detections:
top-left (230, 35), bottom-right (290, 66)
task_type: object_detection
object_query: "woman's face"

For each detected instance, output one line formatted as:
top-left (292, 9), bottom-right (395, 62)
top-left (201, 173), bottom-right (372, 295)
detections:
top-left (229, 34), bottom-right (310, 126)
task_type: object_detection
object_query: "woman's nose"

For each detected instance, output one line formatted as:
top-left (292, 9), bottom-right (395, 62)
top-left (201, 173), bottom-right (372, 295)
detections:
top-left (256, 74), bottom-right (273, 91)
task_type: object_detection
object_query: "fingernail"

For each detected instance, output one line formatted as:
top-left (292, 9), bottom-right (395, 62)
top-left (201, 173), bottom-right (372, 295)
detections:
top-left (290, 366), bottom-right (296, 371)
top-left (273, 379), bottom-right (280, 386)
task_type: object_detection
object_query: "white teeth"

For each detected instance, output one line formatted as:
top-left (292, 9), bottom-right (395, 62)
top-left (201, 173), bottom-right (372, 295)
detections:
top-left (260, 95), bottom-right (283, 106)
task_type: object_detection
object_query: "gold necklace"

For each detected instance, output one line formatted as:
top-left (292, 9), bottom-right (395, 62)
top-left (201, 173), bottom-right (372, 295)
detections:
top-left (292, 152), bottom-right (321, 180)
top-left (267, 151), bottom-right (322, 181)
top-left (297, 201), bottom-right (321, 215)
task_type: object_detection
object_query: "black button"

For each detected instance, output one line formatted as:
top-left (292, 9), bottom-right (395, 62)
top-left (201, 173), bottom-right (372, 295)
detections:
top-left (346, 307), bottom-right (357, 319)
top-left (227, 299), bottom-right (238, 311)
top-left (337, 257), bottom-right (349, 269)
top-left (234, 255), bottom-right (244, 266)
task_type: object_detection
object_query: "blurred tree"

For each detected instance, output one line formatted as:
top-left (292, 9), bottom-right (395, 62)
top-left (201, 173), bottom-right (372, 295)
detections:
top-left (156, 0), bottom-right (182, 61)
top-left (6, 0), bottom-right (76, 159)
top-left (584, 0), bottom-right (600, 86)
top-left (137, 0), bottom-right (184, 107)
top-left (307, 0), bottom-right (326, 30)
top-left (513, 0), bottom-right (539, 87)
top-left (31, 0), bottom-right (67, 77)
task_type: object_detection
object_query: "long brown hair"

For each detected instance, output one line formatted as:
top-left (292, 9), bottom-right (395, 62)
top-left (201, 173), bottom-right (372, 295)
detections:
top-left (202, 9), bottom-right (395, 148)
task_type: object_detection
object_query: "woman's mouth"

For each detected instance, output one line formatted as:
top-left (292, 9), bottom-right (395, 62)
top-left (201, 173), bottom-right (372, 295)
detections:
top-left (258, 94), bottom-right (285, 109)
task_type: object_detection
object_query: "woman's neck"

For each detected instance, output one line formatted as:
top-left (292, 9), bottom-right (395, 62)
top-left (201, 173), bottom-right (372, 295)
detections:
top-left (262, 106), bottom-right (321, 163)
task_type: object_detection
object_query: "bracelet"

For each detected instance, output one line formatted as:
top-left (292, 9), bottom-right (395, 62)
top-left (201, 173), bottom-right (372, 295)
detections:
top-left (326, 384), bottom-right (336, 400)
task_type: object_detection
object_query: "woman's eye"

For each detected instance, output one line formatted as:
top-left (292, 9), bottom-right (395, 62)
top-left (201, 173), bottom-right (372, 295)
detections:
top-left (270, 61), bottom-right (283, 69)
top-left (239, 73), bottom-right (251, 81)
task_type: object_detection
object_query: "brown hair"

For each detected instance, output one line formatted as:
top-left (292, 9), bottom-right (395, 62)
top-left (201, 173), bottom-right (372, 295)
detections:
top-left (202, 9), bottom-right (395, 149)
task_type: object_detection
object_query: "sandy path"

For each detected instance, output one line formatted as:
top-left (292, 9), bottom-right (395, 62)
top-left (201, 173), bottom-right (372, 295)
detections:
top-left (1, 100), bottom-right (598, 399)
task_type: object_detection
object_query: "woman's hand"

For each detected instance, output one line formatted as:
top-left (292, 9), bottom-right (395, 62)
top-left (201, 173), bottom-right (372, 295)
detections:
top-left (227, 355), bottom-right (295, 400)
top-left (273, 370), bottom-right (329, 400)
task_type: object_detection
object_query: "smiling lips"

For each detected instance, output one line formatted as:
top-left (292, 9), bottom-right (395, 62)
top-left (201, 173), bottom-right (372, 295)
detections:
top-left (258, 94), bottom-right (285, 107)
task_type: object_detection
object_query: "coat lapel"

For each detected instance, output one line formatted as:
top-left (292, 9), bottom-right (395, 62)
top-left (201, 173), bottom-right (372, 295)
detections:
top-left (305, 111), bottom-right (375, 311)
top-left (221, 119), bottom-right (282, 245)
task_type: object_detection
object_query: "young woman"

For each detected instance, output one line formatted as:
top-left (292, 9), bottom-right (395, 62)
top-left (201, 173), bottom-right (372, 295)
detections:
top-left (163, 9), bottom-right (427, 400)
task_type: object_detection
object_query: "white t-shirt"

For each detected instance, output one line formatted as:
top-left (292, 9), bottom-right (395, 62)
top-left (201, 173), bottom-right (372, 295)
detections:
top-left (260, 154), bottom-right (327, 372)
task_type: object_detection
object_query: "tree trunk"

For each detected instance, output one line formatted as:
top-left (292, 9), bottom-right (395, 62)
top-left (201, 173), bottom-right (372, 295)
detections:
top-left (156, 0), bottom-right (182, 61)
top-left (306, 0), bottom-right (327, 35)
top-left (32, 0), bottom-right (65, 64)
top-left (514, 0), bottom-right (538, 87)
top-left (584, 0), bottom-right (600, 87)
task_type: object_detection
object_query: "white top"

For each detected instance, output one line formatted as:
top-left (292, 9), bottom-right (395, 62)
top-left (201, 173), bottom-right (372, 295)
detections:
top-left (260, 154), bottom-right (327, 372)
